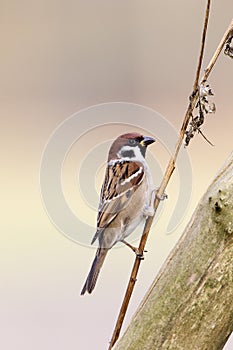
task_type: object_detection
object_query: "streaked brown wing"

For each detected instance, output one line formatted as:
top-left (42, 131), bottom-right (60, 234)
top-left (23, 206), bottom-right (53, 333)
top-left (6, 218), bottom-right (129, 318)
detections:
top-left (97, 160), bottom-right (144, 229)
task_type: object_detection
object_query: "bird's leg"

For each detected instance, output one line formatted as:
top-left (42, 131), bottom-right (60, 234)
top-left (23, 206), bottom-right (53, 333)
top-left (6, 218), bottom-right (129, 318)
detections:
top-left (143, 190), bottom-right (156, 217)
top-left (121, 240), bottom-right (146, 260)
top-left (121, 240), bottom-right (139, 254)
top-left (143, 189), bottom-right (168, 217)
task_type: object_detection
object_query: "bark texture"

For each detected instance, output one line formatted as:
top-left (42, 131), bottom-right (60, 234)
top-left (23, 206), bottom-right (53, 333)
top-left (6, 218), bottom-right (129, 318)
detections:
top-left (114, 153), bottom-right (233, 350)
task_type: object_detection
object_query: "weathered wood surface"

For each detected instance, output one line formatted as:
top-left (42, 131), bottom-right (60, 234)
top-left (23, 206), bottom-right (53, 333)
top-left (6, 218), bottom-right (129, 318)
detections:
top-left (114, 154), bottom-right (233, 350)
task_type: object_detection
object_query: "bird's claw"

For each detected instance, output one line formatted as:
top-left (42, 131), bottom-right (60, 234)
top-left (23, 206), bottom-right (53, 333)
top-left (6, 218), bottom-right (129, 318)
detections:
top-left (136, 252), bottom-right (144, 260)
top-left (155, 189), bottom-right (168, 201)
top-left (135, 248), bottom-right (148, 260)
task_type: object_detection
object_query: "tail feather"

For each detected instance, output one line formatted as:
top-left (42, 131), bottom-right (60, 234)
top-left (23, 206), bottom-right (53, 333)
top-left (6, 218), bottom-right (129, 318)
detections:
top-left (80, 248), bottom-right (108, 295)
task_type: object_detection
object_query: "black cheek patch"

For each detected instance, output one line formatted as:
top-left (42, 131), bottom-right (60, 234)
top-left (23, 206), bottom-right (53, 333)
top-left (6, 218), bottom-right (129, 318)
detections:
top-left (121, 150), bottom-right (135, 158)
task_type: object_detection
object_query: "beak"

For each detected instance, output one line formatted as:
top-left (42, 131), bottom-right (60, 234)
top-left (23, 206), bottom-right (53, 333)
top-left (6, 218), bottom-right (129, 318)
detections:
top-left (140, 136), bottom-right (156, 147)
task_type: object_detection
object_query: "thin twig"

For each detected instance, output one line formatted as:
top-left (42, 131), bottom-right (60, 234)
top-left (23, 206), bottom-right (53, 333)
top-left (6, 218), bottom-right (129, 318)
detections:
top-left (108, 2), bottom-right (211, 348)
top-left (193, 0), bottom-right (211, 91)
top-left (108, 6), bottom-right (233, 350)
top-left (203, 19), bottom-right (233, 80)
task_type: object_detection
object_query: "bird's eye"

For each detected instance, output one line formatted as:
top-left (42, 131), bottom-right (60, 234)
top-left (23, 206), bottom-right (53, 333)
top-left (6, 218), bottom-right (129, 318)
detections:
top-left (129, 139), bottom-right (137, 145)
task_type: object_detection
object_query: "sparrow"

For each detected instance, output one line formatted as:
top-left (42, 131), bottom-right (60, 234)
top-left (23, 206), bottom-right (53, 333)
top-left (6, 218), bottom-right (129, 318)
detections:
top-left (81, 132), bottom-right (155, 295)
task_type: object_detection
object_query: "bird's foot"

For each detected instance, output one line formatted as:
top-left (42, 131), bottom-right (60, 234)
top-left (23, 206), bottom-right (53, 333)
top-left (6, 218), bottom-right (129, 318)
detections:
top-left (136, 252), bottom-right (145, 260)
top-left (154, 188), bottom-right (168, 201)
top-left (121, 240), bottom-right (147, 259)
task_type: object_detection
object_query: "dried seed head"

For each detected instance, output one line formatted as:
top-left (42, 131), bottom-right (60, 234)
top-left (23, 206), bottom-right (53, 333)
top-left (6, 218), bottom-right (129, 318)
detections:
top-left (224, 29), bottom-right (233, 59)
top-left (185, 81), bottom-right (215, 146)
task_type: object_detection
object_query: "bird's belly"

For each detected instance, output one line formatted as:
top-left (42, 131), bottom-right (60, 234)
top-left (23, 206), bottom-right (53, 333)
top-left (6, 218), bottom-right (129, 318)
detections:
top-left (120, 212), bottom-right (146, 241)
top-left (99, 179), bottom-right (152, 248)
top-left (118, 182), bottom-right (150, 241)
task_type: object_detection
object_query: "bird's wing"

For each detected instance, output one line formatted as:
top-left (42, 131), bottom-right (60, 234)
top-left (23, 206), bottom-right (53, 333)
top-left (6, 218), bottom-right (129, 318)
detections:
top-left (91, 160), bottom-right (144, 244)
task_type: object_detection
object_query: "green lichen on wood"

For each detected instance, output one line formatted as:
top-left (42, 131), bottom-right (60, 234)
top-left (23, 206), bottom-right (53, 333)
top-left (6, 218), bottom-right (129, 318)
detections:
top-left (114, 155), bottom-right (233, 350)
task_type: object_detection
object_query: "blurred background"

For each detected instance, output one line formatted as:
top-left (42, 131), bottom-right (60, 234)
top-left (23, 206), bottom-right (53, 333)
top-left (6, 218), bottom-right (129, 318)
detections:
top-left (1, 0), bottom-right (233, 349)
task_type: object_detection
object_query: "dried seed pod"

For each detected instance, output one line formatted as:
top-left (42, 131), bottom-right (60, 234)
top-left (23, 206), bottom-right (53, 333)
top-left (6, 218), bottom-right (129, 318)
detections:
top-left (185, 81), bottom-right (215, 146)
top-left (224, 29), bottom-right (233, 59)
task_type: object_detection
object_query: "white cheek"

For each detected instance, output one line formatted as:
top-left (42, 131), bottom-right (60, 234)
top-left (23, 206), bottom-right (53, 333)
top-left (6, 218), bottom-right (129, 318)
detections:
top-left (118, 145), bottom-right (144, 161)
top-left (133, 146), bottom-right (145, 160)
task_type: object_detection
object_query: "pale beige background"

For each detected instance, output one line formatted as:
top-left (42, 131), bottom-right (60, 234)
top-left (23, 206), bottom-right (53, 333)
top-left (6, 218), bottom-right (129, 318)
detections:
top-left (1, 1), bottom-right (233, 349)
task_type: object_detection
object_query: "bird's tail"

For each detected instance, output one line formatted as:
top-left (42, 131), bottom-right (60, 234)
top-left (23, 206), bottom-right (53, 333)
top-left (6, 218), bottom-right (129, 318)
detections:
top-left (80, 248), bottom-right (108, 295)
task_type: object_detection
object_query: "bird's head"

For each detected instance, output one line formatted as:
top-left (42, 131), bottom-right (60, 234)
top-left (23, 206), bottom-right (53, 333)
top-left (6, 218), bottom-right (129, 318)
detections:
top-left (108, 132), bottom-right (155, 161)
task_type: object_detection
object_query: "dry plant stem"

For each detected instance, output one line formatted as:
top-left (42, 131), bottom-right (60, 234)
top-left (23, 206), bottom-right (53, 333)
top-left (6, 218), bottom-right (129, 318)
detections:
top-left (108, 3), bottom-right (211, 348)
top-left (109, 5), bottom-right (208, 350)
top-left (108, 12), bottom-right (233, 350)
top-left (203, 18), bottom-right (233, 80)
top-left (193, 0), bottom-right (211, 91)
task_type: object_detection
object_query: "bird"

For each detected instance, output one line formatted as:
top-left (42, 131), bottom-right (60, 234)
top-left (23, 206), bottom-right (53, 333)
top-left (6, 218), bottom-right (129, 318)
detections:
top-left (80, 132), bottom-right (156, 295)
